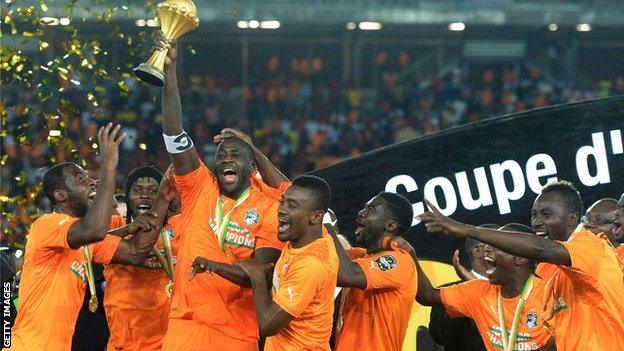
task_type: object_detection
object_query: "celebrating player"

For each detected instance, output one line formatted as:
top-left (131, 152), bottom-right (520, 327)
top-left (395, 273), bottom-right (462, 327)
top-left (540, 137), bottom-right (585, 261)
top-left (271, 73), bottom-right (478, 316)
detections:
top-left (191, 175), bottom-right (339, 350)
top-left (104, 165), bottom-right (182, 351)
top-left (154, 32), bottom-right (288, 351)
top-left (330, 192), bottom-right (418, 351)
top-left (419, 181), bottom-right (624, 350)
top-left (10, 123), bottom-right (171, 350)
top-left (415, 224), bottom-right (553, 351)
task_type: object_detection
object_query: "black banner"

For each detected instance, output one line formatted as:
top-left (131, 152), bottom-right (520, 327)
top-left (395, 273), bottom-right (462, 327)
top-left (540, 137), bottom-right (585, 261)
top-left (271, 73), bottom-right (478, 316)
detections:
top-left (313, 96), bottom-right (624, 263)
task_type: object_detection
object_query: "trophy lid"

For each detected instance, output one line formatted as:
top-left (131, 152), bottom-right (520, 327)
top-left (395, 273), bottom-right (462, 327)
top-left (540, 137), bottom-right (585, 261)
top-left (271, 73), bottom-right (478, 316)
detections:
top-left (167, 0), bottom-right (197, 15)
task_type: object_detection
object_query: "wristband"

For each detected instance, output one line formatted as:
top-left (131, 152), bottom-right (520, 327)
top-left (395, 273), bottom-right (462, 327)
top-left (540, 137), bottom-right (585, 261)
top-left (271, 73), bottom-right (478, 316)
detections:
top-left (163, 131), bottom-right (193, 154)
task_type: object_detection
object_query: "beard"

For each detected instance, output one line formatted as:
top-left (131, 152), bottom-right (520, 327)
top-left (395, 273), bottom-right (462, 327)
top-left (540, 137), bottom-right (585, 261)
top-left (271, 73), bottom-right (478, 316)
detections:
top-left (67, 188), bottom-right (88, 218)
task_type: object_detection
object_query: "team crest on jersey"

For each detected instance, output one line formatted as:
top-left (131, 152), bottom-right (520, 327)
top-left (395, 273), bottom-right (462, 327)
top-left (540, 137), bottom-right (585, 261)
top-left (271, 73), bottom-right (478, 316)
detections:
top-left (244, 210), bottom-right (260, 225)
top-left (70, 260), bottom-right (87, 283)
top-left (165, 227), bottom-right (175, 240)
top-left (526, 312), bottom-right (538, 328)
top-left (272, 270), bottom-right (280, 292)
top-left (553, 297), bottom-right (568, 313)
top-left (375, 254), bottom-right (398, 271)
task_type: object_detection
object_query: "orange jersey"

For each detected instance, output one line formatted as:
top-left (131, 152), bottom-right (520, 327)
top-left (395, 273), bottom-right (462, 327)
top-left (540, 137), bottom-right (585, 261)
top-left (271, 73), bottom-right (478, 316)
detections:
top-left (11, 213), bottom-right (123, 351)
top-left (164, 161), bottom-right (285, 344)
top-left (264, 231), bottom-right (339, 351)
top-left (540, 226), bottom-right (624, 351)
top-left (440, 276), bottom-right (550, 351)
top-left (104, 214), bottom-right (184, 351)
top-left (334, 247), bottom-right (417, 351)
top-left (616, 245), bottom-right (624, 263)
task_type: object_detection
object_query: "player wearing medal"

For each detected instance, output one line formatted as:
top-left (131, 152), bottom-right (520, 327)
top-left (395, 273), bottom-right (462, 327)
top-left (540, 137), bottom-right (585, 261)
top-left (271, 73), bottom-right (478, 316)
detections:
top-left (153, 32), bottom-right (288, 351)
top-left (103, 166), bottom-right (183, 351)
top-left (418, 181), bottom-right (624, 351)
top-left (412, 223), bottom-right (553, 351)
top-left (10, 124), bottom-right (172, 351)
top-left (191, 175), bottom-right (339, 351)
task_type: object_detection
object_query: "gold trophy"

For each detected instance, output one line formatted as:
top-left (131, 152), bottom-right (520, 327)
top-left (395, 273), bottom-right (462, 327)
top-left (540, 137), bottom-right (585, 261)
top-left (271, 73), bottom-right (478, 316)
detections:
top-left (134, 0), bottom-right (199, 86)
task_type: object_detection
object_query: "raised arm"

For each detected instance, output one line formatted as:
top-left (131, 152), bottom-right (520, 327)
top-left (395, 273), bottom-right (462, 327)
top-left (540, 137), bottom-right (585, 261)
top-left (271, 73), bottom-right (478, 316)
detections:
top-left (67, 123), bottom-right (125, 249)
top-left (157, 31), bottom-right (200, 176)
top-left (110, 166), bottom-right (177, 265)
top-left (419, 199), bottom-right (571, 266)
top-left (327, 224), bottom-right (367, 289)
top-left (213, 128), bottom-right (288, 188)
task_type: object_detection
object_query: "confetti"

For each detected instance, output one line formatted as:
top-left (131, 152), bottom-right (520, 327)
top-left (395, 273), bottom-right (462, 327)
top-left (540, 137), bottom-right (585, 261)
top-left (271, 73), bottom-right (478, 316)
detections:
top-left (1, 0), bottom-right (157, 247)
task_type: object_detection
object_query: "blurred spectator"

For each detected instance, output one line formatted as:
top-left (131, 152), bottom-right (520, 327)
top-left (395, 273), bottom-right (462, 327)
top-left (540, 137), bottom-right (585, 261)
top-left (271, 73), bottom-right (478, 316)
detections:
top-left (1, 54), bottom-right (622, 248)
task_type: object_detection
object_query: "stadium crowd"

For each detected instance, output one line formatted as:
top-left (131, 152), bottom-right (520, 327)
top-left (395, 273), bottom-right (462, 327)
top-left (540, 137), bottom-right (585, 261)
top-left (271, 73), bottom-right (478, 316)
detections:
top-left (1, 32), bottom-right (623, 351)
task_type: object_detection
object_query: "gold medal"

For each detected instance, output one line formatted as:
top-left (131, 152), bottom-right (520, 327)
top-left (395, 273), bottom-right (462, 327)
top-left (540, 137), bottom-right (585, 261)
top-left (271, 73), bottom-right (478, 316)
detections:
top-left (165, 280), bottom-right (173, 297)
top-left (88, 295), bottom-right (98, 313)
top-left (336, 316), bottom-right (344, 332)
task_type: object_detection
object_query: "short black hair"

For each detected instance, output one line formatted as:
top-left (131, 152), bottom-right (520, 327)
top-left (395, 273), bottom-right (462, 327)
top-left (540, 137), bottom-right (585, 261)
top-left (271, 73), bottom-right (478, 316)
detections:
top-left (291, 175), bottom-right (331, 212)
top-left (377, 192), bottom-right (413, 235)
top-left (499, 223), bottom-right (537, 269)
top-left (114, 193), bottom-right (126, 203)
top-left (499, 223), bottom-right (534, 234)
top-left (124, 166), bottom-right (163, 222)
top-left (465, 224), bottom-right (498, 253)
top-left (541, 180), bottom-right (583, 216)
top-left (217, 137), bottom-right (254, 159)
top-left (42, 162), bottom-right (76, 204)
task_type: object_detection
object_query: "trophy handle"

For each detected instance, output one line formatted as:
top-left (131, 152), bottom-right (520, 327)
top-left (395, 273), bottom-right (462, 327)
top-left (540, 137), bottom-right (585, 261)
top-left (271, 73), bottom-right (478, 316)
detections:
top-left (134, 49), bottom-right (168, 86)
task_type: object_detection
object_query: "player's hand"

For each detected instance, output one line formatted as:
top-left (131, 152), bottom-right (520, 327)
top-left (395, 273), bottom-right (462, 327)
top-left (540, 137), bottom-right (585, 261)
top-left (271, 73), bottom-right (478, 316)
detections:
top-left (127, 212), bottom-right (160, 234)
top-left (188, 257), bottom-right (219, 280)
top-left (158, 165), bottom-right (178, 202)
top-left (213, 128), bottom-right (254, 147)
top-left (153, 30), bottom-right (177, 66)
top-left (235, 259), bottom-right (274, 282)
top-left (387, 236), bottom-right (417, 262)
top-left (452, 250), bottom-right (476, 281)
top-left (97, 123), bottom-right (125, 170)
top-left (418, 199), bottom-right (469, 238)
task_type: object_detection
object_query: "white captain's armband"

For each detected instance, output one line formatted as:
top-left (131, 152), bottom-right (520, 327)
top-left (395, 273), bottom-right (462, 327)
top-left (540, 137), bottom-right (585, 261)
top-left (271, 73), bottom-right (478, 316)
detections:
top-left (163, 131), bottom-right (193, 154)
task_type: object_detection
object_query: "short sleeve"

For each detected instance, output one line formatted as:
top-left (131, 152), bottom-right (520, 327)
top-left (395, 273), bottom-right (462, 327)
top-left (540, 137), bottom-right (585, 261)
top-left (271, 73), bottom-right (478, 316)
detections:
top-left (254, 199), bottom-right (284, 251)
top-left (346, 248), bottom-right (367, 260)
top-left (273, 256), bottom-right (327, 318)
top-left (558, 235), bottom-right (604, 291)
top-left (29, 214), bottom-right (78, 250)
top-left (251, 176), bottom-right (290, 201)
top-left (439, 280), bottom-right (483, 319)
top-left (108, 215), bottom-right (126, 230)
top-left (92, 235), bottom-right (122, 264)
top-left (173, 160), bottom-right (217, 214)
top-left (355, 250), bottom-right (415, 290)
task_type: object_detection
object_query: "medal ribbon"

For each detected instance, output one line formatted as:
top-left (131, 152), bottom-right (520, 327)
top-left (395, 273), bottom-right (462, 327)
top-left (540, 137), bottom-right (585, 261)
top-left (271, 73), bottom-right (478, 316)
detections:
top-left (81, 245), bottom-right (97, 311)
top-left (151, 227), bottom-right (174, 281)
top-left (497, 274), bottom-right (534, 351)
top-left (214, 187), bottom-right (251, 251)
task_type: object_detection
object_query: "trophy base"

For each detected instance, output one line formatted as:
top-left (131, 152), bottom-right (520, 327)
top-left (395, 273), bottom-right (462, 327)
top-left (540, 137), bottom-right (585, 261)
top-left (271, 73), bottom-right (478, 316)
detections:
top-left (134, 63), bottom-right (165, 86)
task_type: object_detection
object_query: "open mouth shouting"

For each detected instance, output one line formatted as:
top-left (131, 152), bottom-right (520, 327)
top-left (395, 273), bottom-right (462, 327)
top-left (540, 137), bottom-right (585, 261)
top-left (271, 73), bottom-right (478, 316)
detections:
top-left (533, 226), bottom-right (548, 238)
top-left (613, 218), bottom-right (622, 239)
top-left (221, 165), bottom-right (239, 185)
top-left (484, 255), bottom-right (497, 277)
top-left (354, 219), bottom-right (365, 240)
top-left (88, 189), bottom-right (97, 202)
top-left (278, 216), bottom-right (291, 235)
top-left (137, 203), bottom-right (152, 214)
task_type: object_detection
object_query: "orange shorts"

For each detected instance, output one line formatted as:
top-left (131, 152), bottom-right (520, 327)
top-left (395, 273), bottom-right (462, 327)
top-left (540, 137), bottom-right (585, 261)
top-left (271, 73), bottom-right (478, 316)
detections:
top-left (161, 319), bottom-right (259, 351)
